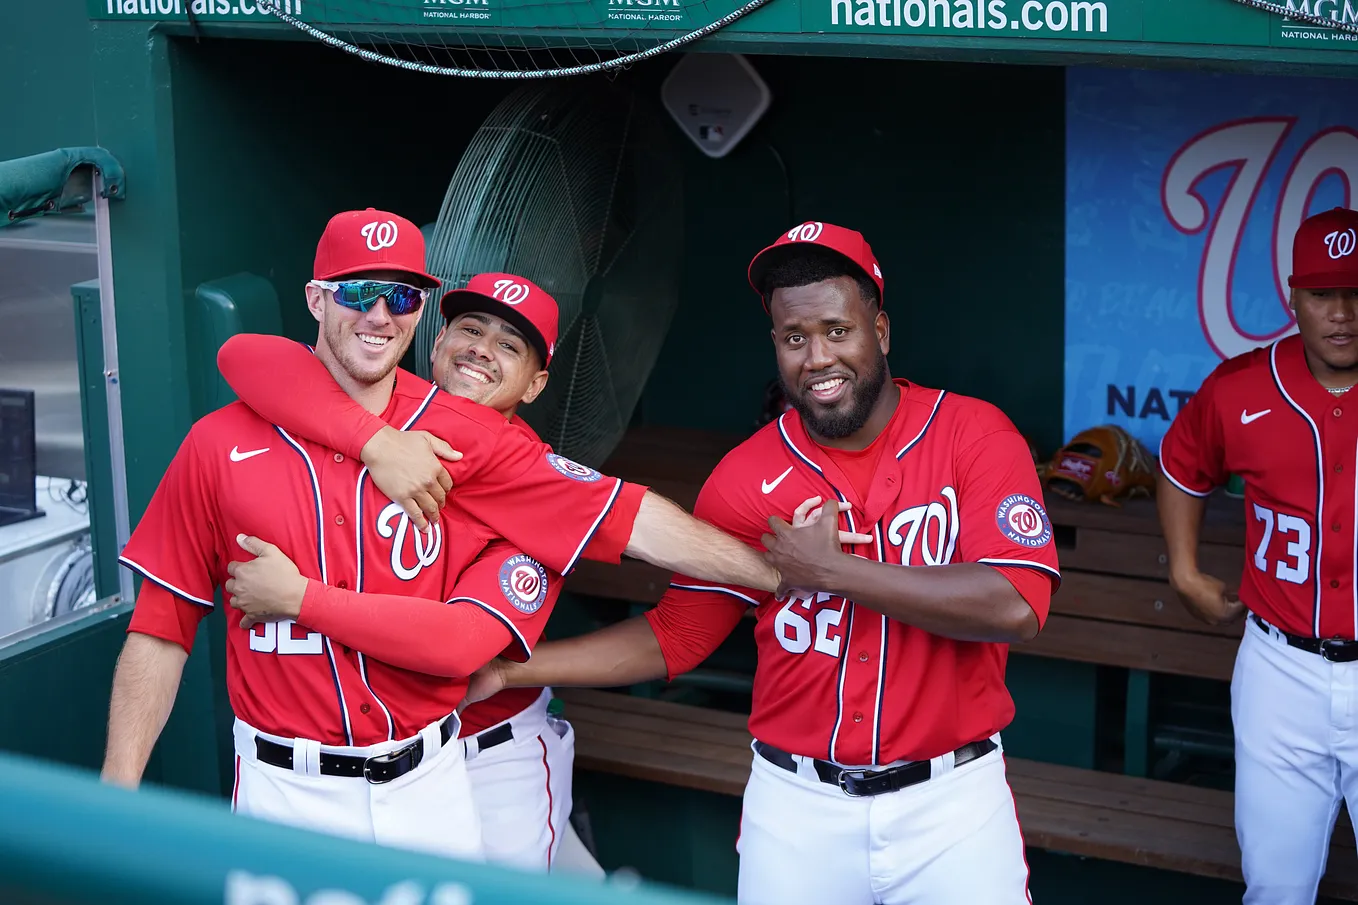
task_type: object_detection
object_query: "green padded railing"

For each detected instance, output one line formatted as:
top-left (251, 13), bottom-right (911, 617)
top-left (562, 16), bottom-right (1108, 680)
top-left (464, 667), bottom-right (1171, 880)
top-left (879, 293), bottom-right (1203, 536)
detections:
top-left (0, 749), bottom-right (733, 905)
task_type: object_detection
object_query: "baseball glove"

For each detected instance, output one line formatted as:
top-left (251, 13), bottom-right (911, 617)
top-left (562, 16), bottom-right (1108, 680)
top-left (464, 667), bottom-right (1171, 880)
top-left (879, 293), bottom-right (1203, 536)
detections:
top-left (1044, 424), bottom-right (1156, 507)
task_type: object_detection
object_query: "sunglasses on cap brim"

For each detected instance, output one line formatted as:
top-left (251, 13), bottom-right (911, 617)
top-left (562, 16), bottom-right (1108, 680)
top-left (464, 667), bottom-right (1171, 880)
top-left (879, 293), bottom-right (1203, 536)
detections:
top-left (310, 279), bottom-right (428, 316)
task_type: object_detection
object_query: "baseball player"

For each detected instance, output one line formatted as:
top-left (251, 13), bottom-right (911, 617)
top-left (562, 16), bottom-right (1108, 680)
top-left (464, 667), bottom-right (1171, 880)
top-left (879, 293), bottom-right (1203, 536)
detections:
top-left (100, 209), bottom-right (786, 858)
top-left (1159, 206), bottom-right (1358, 905)
top-left (215, 273), bottom-right (609, 872)
top-left (464, 222), bottom-right (1061, 905)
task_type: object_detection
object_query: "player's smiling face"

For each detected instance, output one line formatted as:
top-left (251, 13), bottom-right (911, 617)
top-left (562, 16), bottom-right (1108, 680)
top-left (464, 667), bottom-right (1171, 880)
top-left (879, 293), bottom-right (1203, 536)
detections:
top-left (770, 275), bottom-right (892, 444)
top-left (1293, 287), bottom-right (1358, 378)
top-left (308, 268), bottom-right (422, 389)
top-left (430, 311), bottom-right (548, 417)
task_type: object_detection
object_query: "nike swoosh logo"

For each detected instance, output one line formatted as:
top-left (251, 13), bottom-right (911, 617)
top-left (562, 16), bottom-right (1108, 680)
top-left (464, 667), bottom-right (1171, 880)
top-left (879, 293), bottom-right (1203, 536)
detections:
top-left (1240, 409), bottom-right (1271, 425)
top-left (230, 446), bottom-right (270, 462)
top-left (761, 465), bottom-right (794, 494)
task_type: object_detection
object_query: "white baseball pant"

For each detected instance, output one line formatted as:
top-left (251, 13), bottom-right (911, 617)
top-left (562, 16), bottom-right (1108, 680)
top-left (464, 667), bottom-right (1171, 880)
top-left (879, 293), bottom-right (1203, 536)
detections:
top-left (230, 714), bottom-right (483, 861)
top-left (462, 688), bottom-right (594, 874)
top-left (736, 738), bottom-right (1030, 905)
top-left (1234, 614), bottom-right (1358, 904)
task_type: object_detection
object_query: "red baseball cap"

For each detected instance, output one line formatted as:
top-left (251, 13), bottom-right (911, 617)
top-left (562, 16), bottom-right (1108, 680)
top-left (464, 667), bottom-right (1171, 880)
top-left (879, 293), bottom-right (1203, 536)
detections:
top-left (747, 221), bottom-right (885, 312)
top-left (313, 208), bottom-right (440, 289)
top-left (440, 272), bottom-right (560, 367)
top-left (1289, 206), bottom-right (1358, 290)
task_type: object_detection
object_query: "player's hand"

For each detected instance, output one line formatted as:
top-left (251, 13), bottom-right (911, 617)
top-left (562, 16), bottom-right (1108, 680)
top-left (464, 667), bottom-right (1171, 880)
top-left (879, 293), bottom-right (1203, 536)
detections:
top-left (1169, 568), bottom-right (1245, 626)
top-left (762, 499), bottom-right (846, 598)
top-left (459, 659), bottom-right (510, 713)
top-left (225, 534), bottom-right (309, 628)
top-left (360, 426), bottom-right (462, 531)
top-left (791, 496), bottom-right (873, 546)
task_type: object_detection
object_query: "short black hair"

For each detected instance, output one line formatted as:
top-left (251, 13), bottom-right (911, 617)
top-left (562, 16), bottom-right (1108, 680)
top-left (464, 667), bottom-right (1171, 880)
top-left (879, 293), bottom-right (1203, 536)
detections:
top-left (758, 245), bottom-right (881, 312)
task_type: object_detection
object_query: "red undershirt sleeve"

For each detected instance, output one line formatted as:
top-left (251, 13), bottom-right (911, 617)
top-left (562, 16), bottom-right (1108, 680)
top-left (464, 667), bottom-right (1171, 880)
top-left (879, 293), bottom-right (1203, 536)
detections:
top-left (297, 580), bottom-right (513, 677)
top-left (216, 333), bottom-right (386, 458)
top-left (643, 589), bottom-right (749, 681)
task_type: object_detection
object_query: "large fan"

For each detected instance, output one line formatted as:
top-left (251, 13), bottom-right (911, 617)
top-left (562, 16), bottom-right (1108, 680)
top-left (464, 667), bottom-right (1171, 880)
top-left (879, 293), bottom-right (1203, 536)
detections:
top-left (416, 78), bottom-right (685, 467)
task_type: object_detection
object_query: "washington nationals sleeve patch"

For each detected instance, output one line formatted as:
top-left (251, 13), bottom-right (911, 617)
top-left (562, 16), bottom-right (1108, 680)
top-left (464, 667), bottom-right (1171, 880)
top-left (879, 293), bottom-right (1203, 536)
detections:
top-left (499, 554), bottom-right (550, 614)
top-left (546, 452), bottom-right (603, 483)
top-left (995, 493), bottom-right (1053, 548)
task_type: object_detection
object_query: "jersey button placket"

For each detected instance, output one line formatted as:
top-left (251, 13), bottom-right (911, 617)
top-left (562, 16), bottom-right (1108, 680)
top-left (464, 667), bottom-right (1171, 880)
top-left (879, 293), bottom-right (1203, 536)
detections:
top-left (853, 712), bottom-right (864, 723)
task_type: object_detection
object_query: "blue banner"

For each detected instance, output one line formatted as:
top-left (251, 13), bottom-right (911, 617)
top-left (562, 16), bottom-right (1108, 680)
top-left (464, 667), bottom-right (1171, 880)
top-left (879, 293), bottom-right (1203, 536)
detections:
top-left (1064, 66), bottom-right (1357, 453)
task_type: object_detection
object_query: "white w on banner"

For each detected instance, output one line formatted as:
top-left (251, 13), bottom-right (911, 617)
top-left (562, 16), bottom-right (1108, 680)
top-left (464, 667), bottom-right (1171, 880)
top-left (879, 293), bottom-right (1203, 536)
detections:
top-left (1064, 67), bottom-right (1356, 451)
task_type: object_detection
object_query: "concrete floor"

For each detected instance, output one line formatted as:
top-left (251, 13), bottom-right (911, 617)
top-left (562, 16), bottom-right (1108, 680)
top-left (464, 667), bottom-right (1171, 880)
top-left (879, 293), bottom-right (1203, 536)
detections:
top-left (0, 216), bottom-right (98, 481)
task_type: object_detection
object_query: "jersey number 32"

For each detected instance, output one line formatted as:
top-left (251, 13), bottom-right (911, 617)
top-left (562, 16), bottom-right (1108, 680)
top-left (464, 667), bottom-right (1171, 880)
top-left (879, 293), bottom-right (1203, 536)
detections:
top-left (249, 619), bottom-right (324, 655)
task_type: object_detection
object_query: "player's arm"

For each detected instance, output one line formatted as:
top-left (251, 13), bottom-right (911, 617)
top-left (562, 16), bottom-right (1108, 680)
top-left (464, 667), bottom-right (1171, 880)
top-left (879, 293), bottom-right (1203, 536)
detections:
top-left (764, 428), bottom-right (1058, 644)
top-left (104, 430), bottom-right (220, 787)
top-left (450, 422), bottom-right (868, 593)
top-left (1156, 373), bottom-right (1242, 624)
top-left (225, 536), bottom-right (555, 676)
top-left (216, 333), bottom-right (460, 527)
top-left (102, 585), bottom-right (199, 788)
top-left (467, 479), bottom-right (767, 701)
top-left (476, 590), bottom-right (748, 701)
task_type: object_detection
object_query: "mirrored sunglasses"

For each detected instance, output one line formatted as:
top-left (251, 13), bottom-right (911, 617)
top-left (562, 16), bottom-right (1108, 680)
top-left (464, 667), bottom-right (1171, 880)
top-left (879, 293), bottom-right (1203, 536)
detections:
top-left (310, 279), bottom-right (427, 316)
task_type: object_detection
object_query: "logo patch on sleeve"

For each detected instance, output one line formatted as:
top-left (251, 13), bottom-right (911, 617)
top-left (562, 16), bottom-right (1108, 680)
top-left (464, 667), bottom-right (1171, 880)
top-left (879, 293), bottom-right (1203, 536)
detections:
top-left (499, 554), bottom-right (549, 614)
top-left (546, 452), bottom-right (602, 483)
top-left (995, 494), bottom-right (1052, 548)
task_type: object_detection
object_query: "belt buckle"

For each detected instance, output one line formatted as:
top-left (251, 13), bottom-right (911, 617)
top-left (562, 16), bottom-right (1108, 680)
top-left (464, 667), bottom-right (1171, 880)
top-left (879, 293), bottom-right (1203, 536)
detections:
top-left (362, 741), bottom-right (418, 784)
top-left (836, 769), bottom-right (870, 797)
top-left (1321, 638), bottom-right (1355, 662)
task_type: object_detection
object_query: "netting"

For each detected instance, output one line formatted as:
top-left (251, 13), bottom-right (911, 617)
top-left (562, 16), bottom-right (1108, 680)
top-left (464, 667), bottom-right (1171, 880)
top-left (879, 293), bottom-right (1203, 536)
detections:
top-left (256, 0), bottom-right (1356, 82)
top-left (1228, 0), bottom-right (1358, 34)
top-left (254, 0), bottom-right (773, 79)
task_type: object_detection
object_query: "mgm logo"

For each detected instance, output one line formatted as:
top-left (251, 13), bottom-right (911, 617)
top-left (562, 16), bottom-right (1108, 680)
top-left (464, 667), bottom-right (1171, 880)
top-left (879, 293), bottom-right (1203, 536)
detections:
top-left (606, 0), bottom-right (685, 20)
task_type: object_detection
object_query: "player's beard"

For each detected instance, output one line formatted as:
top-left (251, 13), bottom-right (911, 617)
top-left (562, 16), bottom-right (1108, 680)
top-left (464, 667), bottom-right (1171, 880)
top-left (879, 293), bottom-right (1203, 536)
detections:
top-left (323, 315), bottom-right (412, 387)
top-left (783, 350), bottom-right (889, 440)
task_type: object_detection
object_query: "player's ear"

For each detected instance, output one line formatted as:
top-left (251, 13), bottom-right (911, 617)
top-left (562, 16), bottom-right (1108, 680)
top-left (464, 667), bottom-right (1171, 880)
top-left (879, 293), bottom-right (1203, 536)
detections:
top-left (876, 309), bottom-right (890, 356)
top-left (431, 323), bottom-right (448, 364)
top-left (305, 283), bottom-right (327, 324)
top-left (521, 370), bottom-right (549, 405)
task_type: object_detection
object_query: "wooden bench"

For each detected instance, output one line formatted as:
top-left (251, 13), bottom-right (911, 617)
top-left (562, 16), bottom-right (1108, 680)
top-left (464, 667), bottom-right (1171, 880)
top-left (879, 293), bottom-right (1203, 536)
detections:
top-left (556, 687), bottom-right (1358, 901)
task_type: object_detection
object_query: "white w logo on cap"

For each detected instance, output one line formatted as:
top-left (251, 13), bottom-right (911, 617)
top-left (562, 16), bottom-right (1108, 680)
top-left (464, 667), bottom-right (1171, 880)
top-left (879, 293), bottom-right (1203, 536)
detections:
top-left (787, 222), bottom-right (824, 242)
top-left (492, 279), bottom-right (531, 305)
top-left (1325, 228), bottom-right (1357, 260)
top-left (361, 220), bottom-right (399, 252)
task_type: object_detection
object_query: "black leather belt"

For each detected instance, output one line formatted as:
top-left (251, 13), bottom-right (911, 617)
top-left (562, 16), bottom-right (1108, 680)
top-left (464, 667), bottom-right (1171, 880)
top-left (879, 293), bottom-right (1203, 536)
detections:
top-left (755, 738), bottom-right (998, 797)
top-left (471, 722), bottom-right (514, 753)
top-left (254, 714), bottom-right (457, 784)
top-left (1253, 613), bottom-right (1358, 663)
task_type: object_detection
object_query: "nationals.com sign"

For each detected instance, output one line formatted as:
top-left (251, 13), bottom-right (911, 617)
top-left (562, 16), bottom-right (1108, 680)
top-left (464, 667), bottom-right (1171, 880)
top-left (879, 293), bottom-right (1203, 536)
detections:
top-left (1063, 66), bottom-right (1356, 451)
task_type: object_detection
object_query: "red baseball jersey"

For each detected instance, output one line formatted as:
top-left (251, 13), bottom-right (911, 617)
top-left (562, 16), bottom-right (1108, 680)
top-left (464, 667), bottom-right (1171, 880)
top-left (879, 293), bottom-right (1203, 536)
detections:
top-left (122, 370), bottom-right (639, 746)
top-left (645, 380), bottom-right (1061, 766)
top-left (1160, 334), bottom-right (1357, 640)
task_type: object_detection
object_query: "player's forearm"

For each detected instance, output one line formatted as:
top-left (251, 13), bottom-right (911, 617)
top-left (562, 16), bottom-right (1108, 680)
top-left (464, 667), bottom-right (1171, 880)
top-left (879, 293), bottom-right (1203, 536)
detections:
top-left (815, 556), bottom-right (1039, 643)
top-left (101, 633), bottom-right (189, 788)
top-left (499, 616), bottom-right (668, 689)
top-left (299, 582), bottom-right (510, 677)
top-left (625, 491), bottom-right (779, 593)
top-left (216, 334), bottom-right (385, 457)
top-left (1156, 471), bottom-right (1210, 585)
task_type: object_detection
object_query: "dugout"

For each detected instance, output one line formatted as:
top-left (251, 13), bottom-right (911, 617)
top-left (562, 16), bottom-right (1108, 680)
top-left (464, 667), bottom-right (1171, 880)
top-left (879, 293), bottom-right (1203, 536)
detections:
top-left (4, 2), bottom-right (1358, 902)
